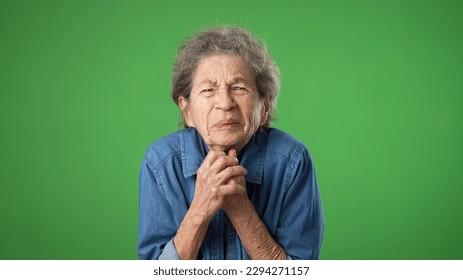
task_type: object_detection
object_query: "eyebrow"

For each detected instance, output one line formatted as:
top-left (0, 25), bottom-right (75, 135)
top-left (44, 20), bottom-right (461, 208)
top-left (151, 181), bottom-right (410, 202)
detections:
top-left (197, 79), bottom-right (216, 86)
top-left (197, 76), bottom-right (251, 86)
top-left (230, 76), bottom-right (249, 84)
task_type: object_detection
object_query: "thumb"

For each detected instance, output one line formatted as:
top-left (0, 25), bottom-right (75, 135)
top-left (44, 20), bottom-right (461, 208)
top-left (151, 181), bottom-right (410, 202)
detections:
top-left (228, 149), bottom-right (237, 159)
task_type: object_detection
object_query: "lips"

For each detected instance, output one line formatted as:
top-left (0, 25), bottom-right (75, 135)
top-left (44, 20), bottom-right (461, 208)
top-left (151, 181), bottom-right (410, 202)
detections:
top-left (212, 119), bottom-right (240, 127)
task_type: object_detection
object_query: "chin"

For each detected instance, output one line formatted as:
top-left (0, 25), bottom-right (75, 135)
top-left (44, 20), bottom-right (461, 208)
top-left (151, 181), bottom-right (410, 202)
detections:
top-left (209, 133), bottom-right (247, 151)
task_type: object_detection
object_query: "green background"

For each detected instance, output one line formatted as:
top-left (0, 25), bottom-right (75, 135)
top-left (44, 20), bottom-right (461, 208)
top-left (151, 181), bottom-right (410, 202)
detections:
top-left (1, 0), bottom-right (462, 259)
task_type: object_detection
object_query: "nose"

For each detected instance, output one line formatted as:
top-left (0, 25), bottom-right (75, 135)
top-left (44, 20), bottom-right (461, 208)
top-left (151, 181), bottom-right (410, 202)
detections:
top-left (215, 87), bottom-right (235, 111)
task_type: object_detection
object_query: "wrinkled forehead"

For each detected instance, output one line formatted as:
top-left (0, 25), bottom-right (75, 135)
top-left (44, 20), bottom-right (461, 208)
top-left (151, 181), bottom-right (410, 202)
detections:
top-left (192, 54), bottom-right (255, 85)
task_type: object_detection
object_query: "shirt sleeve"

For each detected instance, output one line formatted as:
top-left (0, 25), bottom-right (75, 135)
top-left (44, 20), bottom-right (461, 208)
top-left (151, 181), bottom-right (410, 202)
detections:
top-left (158, 238), bottom-right (180, 260)
top-left (276, 144), bottom-right (325, 260)
top-left (138, 154), bottom-right (180, 260)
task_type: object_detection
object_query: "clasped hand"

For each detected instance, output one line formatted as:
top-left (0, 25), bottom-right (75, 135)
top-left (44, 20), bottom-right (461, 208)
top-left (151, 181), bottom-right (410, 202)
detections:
top-left (191, 149), bottom-right (248, 221)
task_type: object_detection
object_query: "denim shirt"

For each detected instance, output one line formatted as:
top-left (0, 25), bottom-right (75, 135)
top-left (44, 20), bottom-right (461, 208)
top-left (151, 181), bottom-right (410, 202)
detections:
top-left (138, 128), bottom-right (324, 260)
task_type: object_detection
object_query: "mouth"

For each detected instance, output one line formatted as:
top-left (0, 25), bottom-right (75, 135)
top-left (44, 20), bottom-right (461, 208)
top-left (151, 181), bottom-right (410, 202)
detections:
top-left (212, 119), bottom-right (240, 128)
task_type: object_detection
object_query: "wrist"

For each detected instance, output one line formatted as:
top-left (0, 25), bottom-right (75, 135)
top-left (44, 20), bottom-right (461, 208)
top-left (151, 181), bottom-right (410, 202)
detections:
top-left (187, 202), bottom-right (213, 226)
top-left (190, 195), bottom-right (220, 221)
top-left (224, 197), bottom-right (253, 219)
top-left (175, 206), bottom-right (211, 260)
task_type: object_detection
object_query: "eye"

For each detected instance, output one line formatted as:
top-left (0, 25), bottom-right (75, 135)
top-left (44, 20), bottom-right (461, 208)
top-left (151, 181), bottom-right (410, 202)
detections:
top-left (232, 86), bottom-right (247, 93)
top-left (200, 88), bottom-right (216, 96)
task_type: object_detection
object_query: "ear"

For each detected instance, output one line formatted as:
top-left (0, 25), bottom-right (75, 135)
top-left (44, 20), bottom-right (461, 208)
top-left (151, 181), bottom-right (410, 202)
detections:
top-left (178, 96), bottom-right (194, 127)
top-left (259, 99), bottom-right (270, 126)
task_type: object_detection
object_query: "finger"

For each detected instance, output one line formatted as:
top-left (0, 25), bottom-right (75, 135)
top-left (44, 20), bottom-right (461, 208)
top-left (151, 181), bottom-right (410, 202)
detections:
top-left (200, 150), bottom-right (226, 170)
top-left (216, 182), bottom-right (247, 197)
top-left (228, 149), bottom-right (237, 159)
top-left (227, 175), bottom-right (245, 185)
top-left (216, 165), bottom-right (247, 185)
top-left (208, 154), bottom-right (239, 174)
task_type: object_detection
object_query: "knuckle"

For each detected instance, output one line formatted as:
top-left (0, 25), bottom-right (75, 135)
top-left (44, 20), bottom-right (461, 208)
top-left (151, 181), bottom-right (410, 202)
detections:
top-left (199, 172), bottom-right (207, 181)
top-left (216, 156), bottom-right (227, 167)
top-left (225, 167), bottom-right (233, 175)
top-left (207, 151), bottom-right (216, 159)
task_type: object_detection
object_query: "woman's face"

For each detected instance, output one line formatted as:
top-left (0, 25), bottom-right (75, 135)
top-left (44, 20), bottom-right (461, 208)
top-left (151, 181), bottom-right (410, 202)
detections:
top-left (179, 54), bottom-right (268, 153)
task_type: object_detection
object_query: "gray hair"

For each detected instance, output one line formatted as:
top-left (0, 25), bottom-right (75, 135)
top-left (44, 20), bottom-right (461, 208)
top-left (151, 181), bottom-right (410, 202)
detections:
top-left (171, 26), bottom-right (280, 129)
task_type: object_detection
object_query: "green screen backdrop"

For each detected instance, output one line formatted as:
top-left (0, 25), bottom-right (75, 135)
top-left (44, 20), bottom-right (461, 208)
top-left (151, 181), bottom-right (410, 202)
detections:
top-left (1, 0), bottom-right (462, 259)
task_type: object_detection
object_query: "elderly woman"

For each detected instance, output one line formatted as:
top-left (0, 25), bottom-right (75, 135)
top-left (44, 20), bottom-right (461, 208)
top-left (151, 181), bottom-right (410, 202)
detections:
top-left (138, 26), bottom-right (324, 260)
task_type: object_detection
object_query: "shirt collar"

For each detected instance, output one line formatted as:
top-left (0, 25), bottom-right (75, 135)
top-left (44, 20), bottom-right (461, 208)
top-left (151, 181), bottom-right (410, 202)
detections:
top-left (180, 128), bottom-right (266, 184)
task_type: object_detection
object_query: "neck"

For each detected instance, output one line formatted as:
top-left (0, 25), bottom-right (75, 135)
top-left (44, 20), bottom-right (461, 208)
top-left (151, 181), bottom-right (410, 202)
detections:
top-left (207, 144), bottom-right (243, 156)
